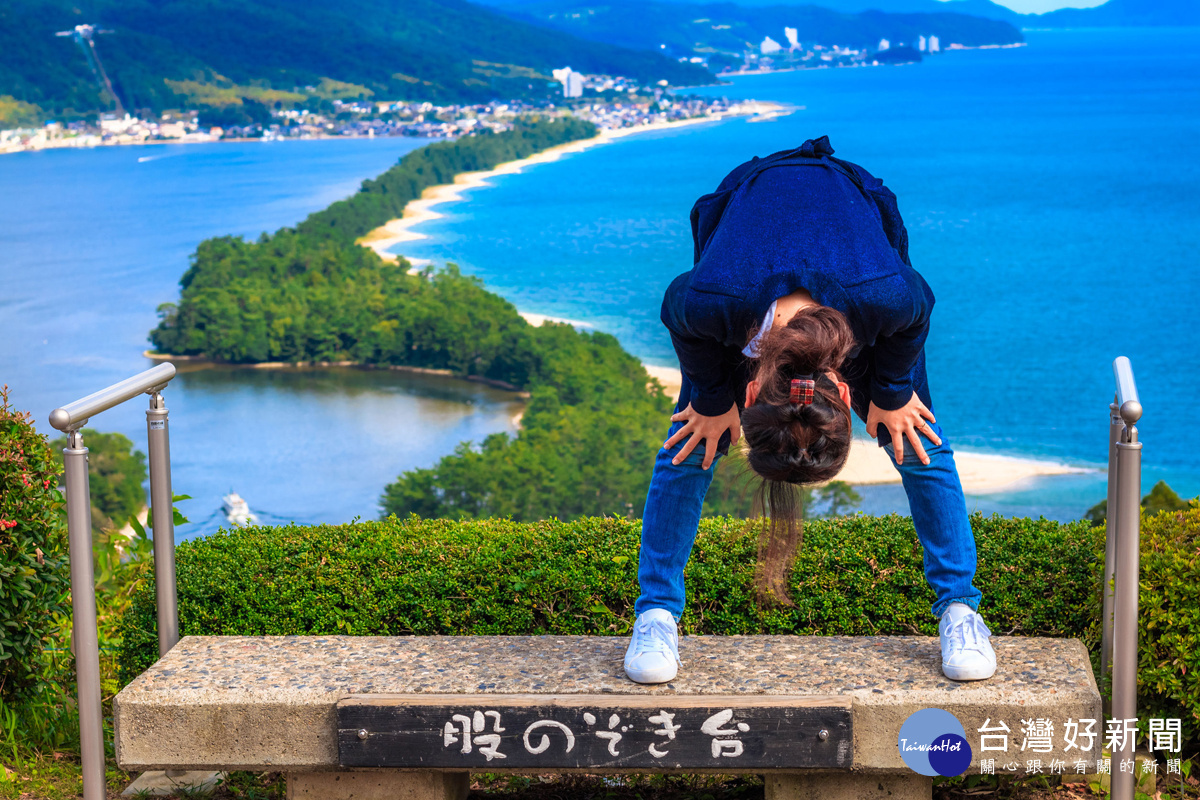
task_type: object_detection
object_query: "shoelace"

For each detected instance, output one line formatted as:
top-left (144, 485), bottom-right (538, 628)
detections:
top-left (631, 617), bottom-right (682, 666)
top-left (944, 613), bottom-right (992, 654)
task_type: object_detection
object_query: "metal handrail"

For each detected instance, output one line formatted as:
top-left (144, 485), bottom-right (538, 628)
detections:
top-left (1100, 356), bottom-right (1141, 800)
top-left (49, 363), bottom-right (180, 800)
top-left (49, 362), bottom-right (176, 431)
top-left (1113, 356), bottom-right (1143, 425)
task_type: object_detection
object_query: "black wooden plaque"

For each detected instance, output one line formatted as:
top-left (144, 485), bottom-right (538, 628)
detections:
top-left (338, 695), bottom-right (852, 769)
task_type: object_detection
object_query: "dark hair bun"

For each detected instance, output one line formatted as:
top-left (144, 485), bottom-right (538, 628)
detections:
top-left (742, 305), bottom-right (855, 485)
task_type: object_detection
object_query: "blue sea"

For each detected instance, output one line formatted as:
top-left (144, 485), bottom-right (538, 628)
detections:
top-left (393, 27), bottom-right (1200, 518)
top-left (1, 28), bottom-right (1196, 532)
top-left (0, 139), bottom-right (523, 537)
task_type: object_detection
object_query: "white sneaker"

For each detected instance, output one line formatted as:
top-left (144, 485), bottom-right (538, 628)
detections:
top-left (624, 608), bottom-right (681, 684)
top-left (939, 602), bottom-right (996, 681)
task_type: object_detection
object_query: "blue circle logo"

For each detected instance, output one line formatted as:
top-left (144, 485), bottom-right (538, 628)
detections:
top-left (897, 709), bottom-right (973, 777)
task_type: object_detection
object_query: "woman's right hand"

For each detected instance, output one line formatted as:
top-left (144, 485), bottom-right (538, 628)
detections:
top-left (665, 402), bottom-right (741, 470)
top-left (866, 393), bottom-right (940, 466)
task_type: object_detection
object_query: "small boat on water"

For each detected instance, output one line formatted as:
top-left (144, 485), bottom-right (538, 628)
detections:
top-left (222, 492), bottom-right (257, 526)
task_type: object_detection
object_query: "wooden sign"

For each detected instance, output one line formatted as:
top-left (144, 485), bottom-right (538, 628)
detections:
top-left (338, 694), bottom-right (852, 769)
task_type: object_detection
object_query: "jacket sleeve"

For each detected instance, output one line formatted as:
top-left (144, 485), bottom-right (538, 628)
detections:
top-left (661, 273), bottom-right (742, 416)
top-left (862, 270), bottom-right (935, 411)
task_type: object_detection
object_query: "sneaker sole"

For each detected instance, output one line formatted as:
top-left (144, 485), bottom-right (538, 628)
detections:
top-left (624, 662), bottom-right (677, 684)
top-left (942, 662), bottom-right (996, 681)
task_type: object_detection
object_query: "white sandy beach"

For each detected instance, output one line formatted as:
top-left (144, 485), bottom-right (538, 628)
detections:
top-left (357, 103), bottom-right (789, 263)
top-left (644, 365), bottom-right (1085, 495)
top-left (837, 440), bottom-right (1086, 494)
top-left (518, 311), bottom-right (592, 328)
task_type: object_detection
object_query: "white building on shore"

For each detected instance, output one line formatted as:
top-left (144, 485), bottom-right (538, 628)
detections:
top-left (552, 67), bottom-right (584, 98)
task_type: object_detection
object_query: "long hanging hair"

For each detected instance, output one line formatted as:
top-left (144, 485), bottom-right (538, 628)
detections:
top-left (740, 305), bottom-right (856, 605)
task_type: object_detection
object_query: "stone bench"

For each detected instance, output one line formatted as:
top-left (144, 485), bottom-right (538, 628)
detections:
top-left (114, 635), bottom-right (1101, 800)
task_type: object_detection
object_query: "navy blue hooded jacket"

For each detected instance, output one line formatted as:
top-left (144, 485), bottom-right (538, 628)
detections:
top-left (660, 136), bottom-right (935, 427)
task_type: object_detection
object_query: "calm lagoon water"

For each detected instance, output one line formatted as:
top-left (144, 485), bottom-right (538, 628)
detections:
top-left (0, 139), bottom-right (521, 537)
top-left (393, 27), bottom-right (1200, 519)
top-left (2, 28), bottom-right (1196, 531)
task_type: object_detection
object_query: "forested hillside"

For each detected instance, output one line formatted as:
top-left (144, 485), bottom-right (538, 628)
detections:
top-left (0, 0), bottom-right (712, 121)
top-left (151, 118), bottom-right (599, 371)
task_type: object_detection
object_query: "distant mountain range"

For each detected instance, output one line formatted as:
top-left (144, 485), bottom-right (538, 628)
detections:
top-left (491, 0), bottom-right (1023, 60)
top-left (0, 0), bottom-right (711, 120)
top-left (484, 0), bottom-right (1200, 26)
top-left (1034, 0), bottom-right (1200, 26)
top-left (4, 0), bottom-right (1191, 125)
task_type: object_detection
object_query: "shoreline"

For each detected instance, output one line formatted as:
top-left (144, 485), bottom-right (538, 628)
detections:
top-left (142, 350), bottom-right (532, 395)
top-left (356, 103), bottom-right (790, 264)
top-left (643, 364), bottom-right (1089, 495)
top-left (838, 439), bottom-right (1091, 495)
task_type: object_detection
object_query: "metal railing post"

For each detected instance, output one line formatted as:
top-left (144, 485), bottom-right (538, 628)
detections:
top-left (62, 430), bottom-right (106, 800)
top-left (1108, 356), bottom-right (1142, 800)
top-left (1099, 396), bottom-right (1122, 700)
top-left (146, 389), bottom-right (179, 655)
top-left (49, 362), bottom-right (179, 800)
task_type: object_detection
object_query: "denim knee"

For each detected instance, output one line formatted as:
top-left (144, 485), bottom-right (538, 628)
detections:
top-left (882, 420), bottom-right (952, 467)
top-left (662, 420), bottom-right (726, 468)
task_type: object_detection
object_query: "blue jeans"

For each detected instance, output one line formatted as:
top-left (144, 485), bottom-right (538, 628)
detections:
top-left (635, 418), bottom-right (982, 619)
top-left (882, 420), bottom-right (983, 617)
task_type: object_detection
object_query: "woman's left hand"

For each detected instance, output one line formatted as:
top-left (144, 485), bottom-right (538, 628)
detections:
top-left (866, 393), bottom-right (941, 466)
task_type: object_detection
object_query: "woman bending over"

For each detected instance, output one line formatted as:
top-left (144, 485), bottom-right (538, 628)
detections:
top-left (624, 136), bottom-right (995, 684)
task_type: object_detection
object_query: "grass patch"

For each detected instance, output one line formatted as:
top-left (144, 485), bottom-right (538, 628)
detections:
top-left (163, 79), bottom-right (306, 109)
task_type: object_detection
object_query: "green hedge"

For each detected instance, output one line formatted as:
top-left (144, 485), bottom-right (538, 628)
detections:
top-left (0, 388), bottom-right (70, 705)
top-left (119, 513), bottom-right (1101, 683)
top-left (1131, 504), bottom-right (1200, 747)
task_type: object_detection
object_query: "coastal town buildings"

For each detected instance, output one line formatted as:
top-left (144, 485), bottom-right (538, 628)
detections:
top-left (688, 23), bottom-right (957, 74)
top-left (1, 112), bottom-right (219, 154)
top-left (3, 23), bottom-right (967, 156)
top-left (2, 34), bottom-right (956, 156)
top-left (1, 84), bottom-right (738, 155)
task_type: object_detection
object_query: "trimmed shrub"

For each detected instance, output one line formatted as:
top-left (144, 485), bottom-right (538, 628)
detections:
top-left (1127, 503), bottom-right (1200, 746)
top-left (118, 513), bottom-right (1101, 684)
top-left (0, 387), bottom-right (70, 705)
